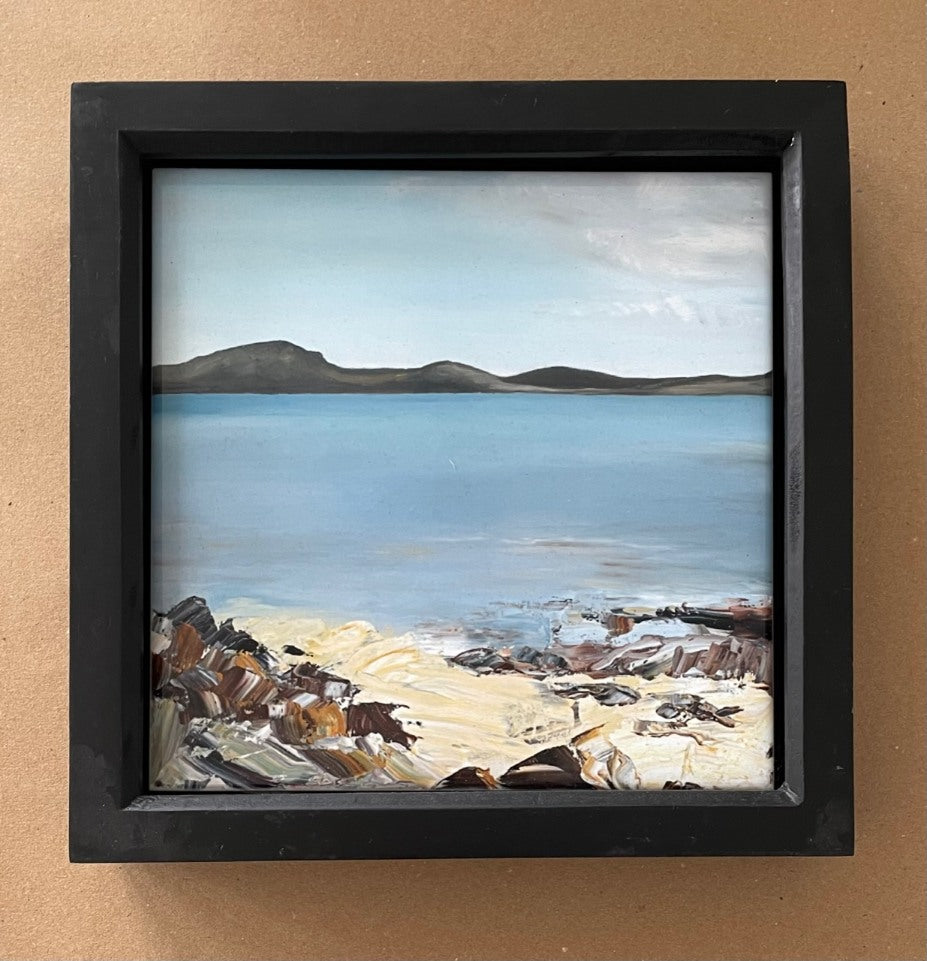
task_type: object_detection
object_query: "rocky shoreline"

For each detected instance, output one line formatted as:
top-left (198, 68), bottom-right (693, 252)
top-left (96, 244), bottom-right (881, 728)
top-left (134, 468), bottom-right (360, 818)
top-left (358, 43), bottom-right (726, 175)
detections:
top-left (151, 596), bottom-right (774, 791)
top-left (448, 601), bottom-right (772, 688)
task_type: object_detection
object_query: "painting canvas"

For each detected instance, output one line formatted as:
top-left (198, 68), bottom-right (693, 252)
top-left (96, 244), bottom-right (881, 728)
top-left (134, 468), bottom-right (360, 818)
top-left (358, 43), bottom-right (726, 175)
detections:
top-left (149, 168), bottom-right (774, 792)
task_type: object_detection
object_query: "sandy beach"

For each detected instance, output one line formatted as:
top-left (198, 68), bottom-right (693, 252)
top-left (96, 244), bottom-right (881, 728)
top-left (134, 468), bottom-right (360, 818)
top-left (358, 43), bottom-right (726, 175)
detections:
top-left (151, 598), bottom-right (774, 792)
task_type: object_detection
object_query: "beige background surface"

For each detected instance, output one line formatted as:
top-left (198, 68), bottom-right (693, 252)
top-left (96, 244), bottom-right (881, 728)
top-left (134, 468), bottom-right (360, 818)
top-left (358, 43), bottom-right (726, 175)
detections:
top-left (1, 2), bottom-right (925, 959)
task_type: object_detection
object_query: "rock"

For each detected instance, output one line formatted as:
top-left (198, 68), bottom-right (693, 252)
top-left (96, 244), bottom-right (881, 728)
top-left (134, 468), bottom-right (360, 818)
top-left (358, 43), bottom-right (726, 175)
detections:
top-left (151, 651), bottom-right (170, 691)
top-left (508, 644), bottom-right (540, 664)
top-left (654, 602), bottom-right (772, 639)
top-left (552, 682), bottom-right (640, 707)
top-left (300, 744), bottom-right (376, 781)
top-left (604, 612), bottom-right (636, 635)
top-left (591, 634), bottom-right (707, 680)
top-left (535, 651), bottom-right (571, 672)
top-left (668, 635), bottom-right (772, 687)
top-left (214, 665), bottom-right (278, 715)
top-left (435, 767), bottom-right (499, 789)
top-left (499, 745), bottom-right (593, 789)
top-left (654, 693), bottom-right (740, 728)
top-left (271, 700), bottom-right (347, 744)
top-left (165, 622), bottom-right (205, 675)
top-left (287, 661), bottom-right (357, 700)
top-left (347, 701), bottom-right (417, 749)
top-left (165, 595), bottom-right (217, 642)
top-left (172, 665), bottom-right (221, 693)
top-left (730, 603), bottom-right (773, 639)
top-left (149, 698), bottom-right (187, 785)
top-left (451, 647), bottom-right (510, 673)
top-left (552, 631), bottom-right (771, 686)
top-left (181, 686), bottom-right (225, 721)
top-left (151, 597), bottom-right (431, 790)
top-left (572, 726), bottom-right (641, 789)
top-left (663, 780), bottom-right (703, 790)
top-left (545, 639), bottom-right (618, 674)
top-left (499, 731), bottom-right (641, 791)
top-left (213, 618), bottom-right (260, 652)
top-left (445, 603), bottom-right (773, 688)
top-left (507, 645), bottom-right (571, 673)
top-left (607, 750), bottom-right (641, 790)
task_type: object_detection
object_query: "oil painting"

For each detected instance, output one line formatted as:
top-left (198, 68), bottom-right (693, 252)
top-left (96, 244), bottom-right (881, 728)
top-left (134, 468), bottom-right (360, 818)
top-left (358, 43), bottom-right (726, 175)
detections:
top-left (150, 168), bottom-right (774, 792)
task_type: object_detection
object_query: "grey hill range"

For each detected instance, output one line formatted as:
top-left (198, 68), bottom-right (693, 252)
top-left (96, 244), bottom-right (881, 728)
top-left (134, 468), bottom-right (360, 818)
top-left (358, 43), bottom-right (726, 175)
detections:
top-left (153, 340), bottom-right (771, 395)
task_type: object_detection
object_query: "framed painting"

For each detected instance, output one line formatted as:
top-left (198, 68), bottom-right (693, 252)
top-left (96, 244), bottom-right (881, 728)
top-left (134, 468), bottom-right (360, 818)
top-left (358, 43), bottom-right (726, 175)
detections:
top-left (70, 80), bottom-right (853, 860)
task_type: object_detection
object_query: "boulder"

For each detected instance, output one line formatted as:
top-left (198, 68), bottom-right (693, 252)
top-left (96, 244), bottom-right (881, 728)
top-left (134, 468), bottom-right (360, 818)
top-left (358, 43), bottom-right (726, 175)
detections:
top-left (499, 744), bottom-right (593, 789)
top-left (451, 647), bottom-right (510, 673)
top-left (552, 682), bottom-right (640, 707)
top-left (346, 701), bottom-right (417, 748)
top-left (164, 595), bottom-right (217, 642)
top-left (436, 767), bottom-right (499, 789)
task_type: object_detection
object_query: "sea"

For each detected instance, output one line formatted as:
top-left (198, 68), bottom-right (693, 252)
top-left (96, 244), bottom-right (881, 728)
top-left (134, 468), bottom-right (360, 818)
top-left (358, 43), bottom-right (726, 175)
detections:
top-left (151, 393), bottom-right (772, 646)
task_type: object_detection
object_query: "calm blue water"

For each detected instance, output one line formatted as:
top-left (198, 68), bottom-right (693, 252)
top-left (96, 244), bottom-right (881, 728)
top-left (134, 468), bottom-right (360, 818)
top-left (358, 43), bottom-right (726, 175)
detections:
top-left (152, 394), bottom-right (772, 640)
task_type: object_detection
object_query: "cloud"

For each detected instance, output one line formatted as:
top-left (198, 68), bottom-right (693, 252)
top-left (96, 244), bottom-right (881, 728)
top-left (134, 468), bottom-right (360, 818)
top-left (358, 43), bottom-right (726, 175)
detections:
top-left (508, 173), bottom-right (772, 289)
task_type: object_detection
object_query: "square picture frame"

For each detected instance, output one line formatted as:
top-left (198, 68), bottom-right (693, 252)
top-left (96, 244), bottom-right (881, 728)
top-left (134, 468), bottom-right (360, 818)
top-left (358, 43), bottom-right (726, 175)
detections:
top-left (70, 80), bottom-right (853, 861)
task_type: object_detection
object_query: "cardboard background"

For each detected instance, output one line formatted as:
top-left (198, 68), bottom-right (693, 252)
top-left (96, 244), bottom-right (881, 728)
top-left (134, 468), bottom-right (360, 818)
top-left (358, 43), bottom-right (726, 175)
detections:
top-left (1, 2), bottom-right (924, 959)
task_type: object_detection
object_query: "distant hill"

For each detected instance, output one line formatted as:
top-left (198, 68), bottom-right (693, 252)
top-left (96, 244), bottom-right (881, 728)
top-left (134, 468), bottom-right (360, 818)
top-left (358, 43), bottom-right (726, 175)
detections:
top-left (153, 341), bottom-right (772, 396)
top-left (503, 366), bottom-right (772, 395)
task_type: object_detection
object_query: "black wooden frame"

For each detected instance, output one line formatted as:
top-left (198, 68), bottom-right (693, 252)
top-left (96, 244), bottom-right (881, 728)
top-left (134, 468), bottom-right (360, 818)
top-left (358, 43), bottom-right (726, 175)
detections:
top-left (70, 80), bottom-right (852, 861)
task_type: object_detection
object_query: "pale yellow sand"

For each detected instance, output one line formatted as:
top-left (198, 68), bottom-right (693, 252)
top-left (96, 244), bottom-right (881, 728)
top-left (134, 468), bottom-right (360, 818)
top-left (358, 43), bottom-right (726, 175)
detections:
top-left (233, 613), bottom-right (774, 790)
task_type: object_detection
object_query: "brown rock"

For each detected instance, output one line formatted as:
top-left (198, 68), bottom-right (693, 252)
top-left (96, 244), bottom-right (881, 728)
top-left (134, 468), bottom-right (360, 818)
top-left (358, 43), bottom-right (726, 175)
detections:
top-left (272, 700), bottom-right (347, 744)
top-left (287, 661), bottom-right (356, 700)
top-left (214, 665), bottom-right (278, 714)
top-left (605, 613), bottom-right (636, 635)
top-left (346, 701), bottom-right (417, 748)
top-left (668, 635), bottom-right (772, 687)
top-left (151, 651), bottom-right (170, 691)
top-left (167, 622), bottom-right (205, 674)
top-left (498, 745), bottom-right (594, 789)
top-left (436, 767), bottom-right (499, 789)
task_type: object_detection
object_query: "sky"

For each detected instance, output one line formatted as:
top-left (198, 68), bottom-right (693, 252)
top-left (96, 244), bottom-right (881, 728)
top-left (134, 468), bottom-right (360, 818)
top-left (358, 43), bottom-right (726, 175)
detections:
top-left (151, 168), bottom-right (773, 377)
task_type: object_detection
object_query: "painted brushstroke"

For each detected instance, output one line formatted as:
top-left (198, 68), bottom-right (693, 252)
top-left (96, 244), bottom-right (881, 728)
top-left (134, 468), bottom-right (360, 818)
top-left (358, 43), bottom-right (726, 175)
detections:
top-left (151, 596), bottom-right (773, 791)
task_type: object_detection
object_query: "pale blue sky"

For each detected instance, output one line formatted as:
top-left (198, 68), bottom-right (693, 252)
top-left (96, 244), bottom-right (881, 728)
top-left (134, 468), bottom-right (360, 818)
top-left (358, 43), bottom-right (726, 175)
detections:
top-left (152, 168), bottom-right (772, 377)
